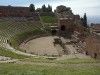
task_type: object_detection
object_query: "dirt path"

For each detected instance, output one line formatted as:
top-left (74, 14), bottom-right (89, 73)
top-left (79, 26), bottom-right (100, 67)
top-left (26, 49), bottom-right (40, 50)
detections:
top-left (0, 56), bottom-right (18, 63)
top-left (0, 59), bottom-right (18, 63)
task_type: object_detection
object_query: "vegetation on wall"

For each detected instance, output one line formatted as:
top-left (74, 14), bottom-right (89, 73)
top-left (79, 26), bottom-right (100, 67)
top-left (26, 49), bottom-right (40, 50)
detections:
top-left (41, 16), bottom-right (57, 23)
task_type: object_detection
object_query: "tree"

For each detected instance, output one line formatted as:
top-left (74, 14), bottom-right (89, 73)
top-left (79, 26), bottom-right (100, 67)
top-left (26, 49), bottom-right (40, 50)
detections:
top-left (36, 8), bottom-right (41, 12)
top-left (83, 13), bottom-right (87, 27)
top-left (42, 4), bottom-right (46, 12)
top-left (29, 4), bottom-right (35, 12)
top-left (56, 5), bottom-right (70, 13)
top-left (81, 17), bottom-right (84, 24)
top-left (81, 13), bottom-right (88, 28)
top-left (47, 5), bottom-right (52, 12)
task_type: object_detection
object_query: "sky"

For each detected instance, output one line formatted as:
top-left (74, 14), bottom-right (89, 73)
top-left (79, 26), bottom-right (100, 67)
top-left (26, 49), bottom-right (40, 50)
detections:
top-left (0, 0), bottom-right (100, 23)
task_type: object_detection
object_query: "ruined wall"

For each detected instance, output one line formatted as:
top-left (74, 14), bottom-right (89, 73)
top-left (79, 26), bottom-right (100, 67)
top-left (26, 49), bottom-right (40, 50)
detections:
top-left (85, 34), bottom-right (100, 58)
top-left (0, 6), bottom-right (30, 17)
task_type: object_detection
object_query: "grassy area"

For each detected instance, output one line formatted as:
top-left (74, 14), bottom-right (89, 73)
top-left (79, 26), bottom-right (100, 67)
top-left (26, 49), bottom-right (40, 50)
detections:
top-left (0, 61), bottom-right (100, 75)
top-left (20, 57), bottom-right (56, 63)
top-left (0, 20), bottom-right (42, 38)
top-left (41, 16), bottom-right (57, 23)
top-left (56, 58), bottom-right (100, 64)
top-left (9, 29), bottom-right (46, 48)
top-left (21, 57), bottom-right (100, 64)
top-left (0, 47), bottom-right (28, 59)
top-left (0, 54), bottom-right (100, 75)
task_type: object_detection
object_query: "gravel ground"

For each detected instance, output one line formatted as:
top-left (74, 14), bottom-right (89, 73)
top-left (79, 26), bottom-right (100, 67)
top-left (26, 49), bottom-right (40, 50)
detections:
top-left (20, 36), bottom-right (91, 59)
top-left (20, 36), bottom-right (59, 56)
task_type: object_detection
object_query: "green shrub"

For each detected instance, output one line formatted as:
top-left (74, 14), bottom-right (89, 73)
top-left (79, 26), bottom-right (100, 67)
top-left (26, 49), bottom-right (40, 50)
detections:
top-left (41, 16), bottom-right (57, 23)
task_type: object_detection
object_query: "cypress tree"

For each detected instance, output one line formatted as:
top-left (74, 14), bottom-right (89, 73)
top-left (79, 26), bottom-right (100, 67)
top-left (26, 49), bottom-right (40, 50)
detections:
top-left (83, 13), bottom-right (87, 27)
top-left (47, 5), bottom-right (52, 12)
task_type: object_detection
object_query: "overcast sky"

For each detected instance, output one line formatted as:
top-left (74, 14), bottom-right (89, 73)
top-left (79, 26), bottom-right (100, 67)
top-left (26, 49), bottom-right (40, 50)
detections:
top-left (0, 0), bottom-right (100, 23)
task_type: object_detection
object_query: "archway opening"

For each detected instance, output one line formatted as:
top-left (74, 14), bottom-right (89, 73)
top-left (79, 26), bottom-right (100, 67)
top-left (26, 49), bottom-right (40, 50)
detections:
top-left (61, 25), bottom-right (65, 31)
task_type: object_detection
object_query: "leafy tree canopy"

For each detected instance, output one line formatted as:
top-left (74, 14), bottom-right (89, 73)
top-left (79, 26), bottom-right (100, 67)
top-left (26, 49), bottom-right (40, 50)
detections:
top-left (29, 4), bottom-right (35, 12)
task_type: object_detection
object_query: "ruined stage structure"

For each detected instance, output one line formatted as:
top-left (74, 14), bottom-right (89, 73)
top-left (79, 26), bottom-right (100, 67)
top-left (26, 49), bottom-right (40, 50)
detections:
top-left (55, 5), bottom-right (84, 38)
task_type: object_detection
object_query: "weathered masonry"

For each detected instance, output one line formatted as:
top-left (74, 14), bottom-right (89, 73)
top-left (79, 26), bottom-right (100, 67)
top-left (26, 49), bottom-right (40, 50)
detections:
top-left (0, 6), bottom-right (30, 17)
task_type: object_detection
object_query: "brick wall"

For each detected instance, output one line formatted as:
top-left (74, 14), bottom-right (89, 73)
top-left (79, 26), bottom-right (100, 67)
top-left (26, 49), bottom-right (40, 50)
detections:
top-left (0, 6), bottom-right (30, 17)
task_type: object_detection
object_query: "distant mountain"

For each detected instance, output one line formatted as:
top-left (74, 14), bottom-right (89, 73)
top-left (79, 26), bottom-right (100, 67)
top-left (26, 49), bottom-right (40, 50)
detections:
top-left (87, 16), bottom-right (100, 24)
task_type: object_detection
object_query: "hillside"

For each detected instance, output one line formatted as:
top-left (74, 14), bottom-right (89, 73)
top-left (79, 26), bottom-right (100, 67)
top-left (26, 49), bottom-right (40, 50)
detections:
top-left (0, 17), bottom-right (44, 47)
top-left (0, 16), bottom-right (100, 75)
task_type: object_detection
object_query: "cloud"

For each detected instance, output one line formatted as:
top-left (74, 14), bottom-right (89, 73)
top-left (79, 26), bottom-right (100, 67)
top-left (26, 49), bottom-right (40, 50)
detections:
top-left (0, 0), bottom-right (100, 16)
